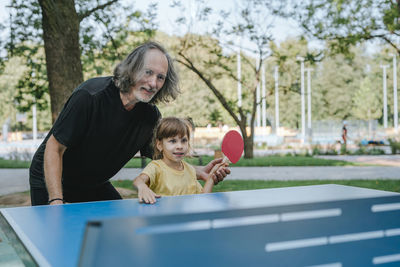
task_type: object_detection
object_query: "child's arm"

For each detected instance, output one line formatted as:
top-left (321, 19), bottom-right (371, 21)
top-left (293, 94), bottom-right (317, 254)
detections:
top-left (202, 162), bottom-right (228, 193)
top-left (133, 173), bottom-right (161, 204)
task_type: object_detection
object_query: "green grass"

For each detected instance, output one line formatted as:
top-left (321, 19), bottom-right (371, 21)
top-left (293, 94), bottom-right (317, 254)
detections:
top-left (0, 155), bottom-right (364, 168)
top-left (123, 155), bottom-right (358, 168)
top-left (112, 179), bottom-right (400, 196)
top-left (0, 158), bottom-right (30, 168)
top-left (208, 179), bottom-right (400, 193)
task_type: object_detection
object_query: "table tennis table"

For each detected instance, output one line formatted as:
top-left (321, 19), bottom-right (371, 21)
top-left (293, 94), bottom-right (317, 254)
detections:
top-left (0, 184), bottom-right (399, 267)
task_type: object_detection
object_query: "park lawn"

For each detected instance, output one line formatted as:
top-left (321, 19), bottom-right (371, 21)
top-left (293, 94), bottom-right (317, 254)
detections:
top-left (112, 179), bottom-right (400, 195)
top-left (0, 158), bottom-right (31, 168)
top-left (0, 155), bottom-right (364, 168)
top-left (123, 155), bottom-right (359, 168)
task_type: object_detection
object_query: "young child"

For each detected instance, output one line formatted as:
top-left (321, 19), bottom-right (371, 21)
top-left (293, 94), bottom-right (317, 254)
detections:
top-left (133, 117), bottom-right (226, 204)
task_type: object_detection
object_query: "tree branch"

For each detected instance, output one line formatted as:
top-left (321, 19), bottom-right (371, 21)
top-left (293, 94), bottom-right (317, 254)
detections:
top-left (177, 52), bottom-right (242, 126)
top-left (78, 0), bottom-right (118, 22)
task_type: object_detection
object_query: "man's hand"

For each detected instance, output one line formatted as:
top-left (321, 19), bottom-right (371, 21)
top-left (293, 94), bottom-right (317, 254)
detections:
top-left (49, 199), bottom-right (64, 205)
top-left (197, 158), bottom-right (231, 184)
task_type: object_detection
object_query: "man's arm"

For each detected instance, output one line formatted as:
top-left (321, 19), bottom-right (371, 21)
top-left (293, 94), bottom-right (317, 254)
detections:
top-left (195, 158), bottom-right (231, 184)
top-left (44, 134), bottom-right (67, 205)
top-left (201, 162), bottom-right (228, 193)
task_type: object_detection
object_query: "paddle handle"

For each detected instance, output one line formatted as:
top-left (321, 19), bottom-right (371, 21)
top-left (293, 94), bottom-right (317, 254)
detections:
top-left (222, 154), bottom-right (231, 164)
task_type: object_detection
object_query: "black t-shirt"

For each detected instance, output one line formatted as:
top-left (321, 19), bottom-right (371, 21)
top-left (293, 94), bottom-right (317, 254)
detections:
top-left (29, 76), bottom-right (160, 188)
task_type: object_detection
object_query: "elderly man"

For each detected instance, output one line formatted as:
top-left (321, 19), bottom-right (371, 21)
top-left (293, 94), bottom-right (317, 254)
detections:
top-left (29, 41), bottom-right (229, 205)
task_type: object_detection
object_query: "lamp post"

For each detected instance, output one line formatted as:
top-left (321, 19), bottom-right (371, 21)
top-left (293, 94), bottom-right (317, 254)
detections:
top-left (261, 62), bottom-right (267, 129)
top-left (305, 68), bottom-right (313, 140)
top-left (274, 66), bottom-right (279, 133)
top-left (237, 50), bottom-right (242, 113)
top-left (256, 58), bottom-right (261, 128)
top-left (380, 64), bottom-right (389, 129)
top-left (394, 54), bottom-right (398, 133)
top-left (390, 53), bottom-right (398, 133)
top-left (297, 56), bottom-right (306, 143)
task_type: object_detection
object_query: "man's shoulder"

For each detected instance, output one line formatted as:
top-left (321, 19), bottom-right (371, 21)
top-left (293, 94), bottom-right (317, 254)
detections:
top-left (74, 76), bottom-right (114, 96)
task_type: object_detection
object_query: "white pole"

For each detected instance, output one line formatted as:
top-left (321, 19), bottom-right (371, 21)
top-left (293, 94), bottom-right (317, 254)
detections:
top-left (32, 103), bottom-right (37, 141)
top-left (297, 56), bottom-right (306, 143)
top-left (306, 68), bottom-right (313, 137)
top-left (274, 66), bottom-right (279, 133)
top-left (256, 58), bottom-right (261, 128)
top-left (393, 55), bottom-right (398, 133)
top-left (380, 65), bottom-right (389, 129)
top-left (261, 63), bottom-right (266, 129)
top-left (237, 51), bottom-right (242, 109)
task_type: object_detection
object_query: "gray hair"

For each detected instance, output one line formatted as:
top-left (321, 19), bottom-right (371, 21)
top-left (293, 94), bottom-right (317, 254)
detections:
top-left (113, 41), bottom-right (180, 104)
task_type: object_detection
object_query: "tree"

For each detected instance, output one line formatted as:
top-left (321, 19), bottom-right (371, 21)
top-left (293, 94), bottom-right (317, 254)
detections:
top-left (171, 0), bottom-right (283, 158)
top-left (265, 38), bottom-right (312, 129)
top-left (287, 0), bottom-right (400, 56)
top-left (4, 0), bottom-right (156, 122)
top-left (312, 46), bottom-right (371, 121)
top-left (352, 77), bottom-right (382, 136)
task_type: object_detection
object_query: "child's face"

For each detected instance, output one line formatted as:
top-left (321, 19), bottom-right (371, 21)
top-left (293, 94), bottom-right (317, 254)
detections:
top-left (157, 134), bottom-right (189, 164)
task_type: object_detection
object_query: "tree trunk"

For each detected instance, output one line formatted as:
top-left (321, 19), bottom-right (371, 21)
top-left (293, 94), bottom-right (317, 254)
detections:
top-left (39, 0), bottom-right (83, 123)
top-left (243, 134), bottom-right (254, 158)
top-left (237, 122), bottom-right (253, 158)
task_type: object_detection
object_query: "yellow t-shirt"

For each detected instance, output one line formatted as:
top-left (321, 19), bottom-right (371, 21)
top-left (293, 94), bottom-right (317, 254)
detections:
top-left (142, 160), bottom-right (203, 196)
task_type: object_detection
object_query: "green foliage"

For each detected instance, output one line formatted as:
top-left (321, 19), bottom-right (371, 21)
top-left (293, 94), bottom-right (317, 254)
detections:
top-left (2, 0), bottom-right (158, 121)
top-left (288, 0), bottom-right (400, 57)
top-left (80, 3), bottom-right (158, 79)
top-left (0, 158), bottom-right (30, 168)
top-left (122, 155), bottom-right (355, 168)
top-left (210, 179), bottom-right (400, 193)
top-left (388, 139), bottom-right (400, 154)
top-left (0, 155), bottom-right (354, 168)
top-left (352, 77), bottom-right (382, 121)
top-left (208, 109), bottom-right (223, 126)
top-left (170, 0), bottom-right (287, 157)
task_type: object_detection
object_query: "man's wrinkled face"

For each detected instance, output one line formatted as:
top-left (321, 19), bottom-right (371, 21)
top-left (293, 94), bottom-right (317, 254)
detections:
top-left (130, 49), bottom-right (168, 103)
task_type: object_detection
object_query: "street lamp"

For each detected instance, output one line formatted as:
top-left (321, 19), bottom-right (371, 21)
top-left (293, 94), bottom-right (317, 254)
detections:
top-left (389, 53), bottom-right (398, 133)
top-left (256, 58), bottom-right (261, 128)
top-left (274, 66), bottom-right (279, 133)
top-left (237, 49), bottom-right (242, 109)
top-left (380, 64), bottom-right (389, 129)
top-left (296, 56), bottom-right (306, 143)
top-left (305, 67), bottom-right (313, 140)
top-left (261, 62), bottom-right (267, 129)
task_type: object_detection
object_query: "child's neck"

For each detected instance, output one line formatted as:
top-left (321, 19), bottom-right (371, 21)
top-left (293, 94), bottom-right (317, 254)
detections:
top-left (162, 158), bottom-right (184, 171)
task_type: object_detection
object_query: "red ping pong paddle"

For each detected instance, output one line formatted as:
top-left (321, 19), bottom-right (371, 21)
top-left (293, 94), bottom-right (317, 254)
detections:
top-left (221, 130), bottom-right (244, 164)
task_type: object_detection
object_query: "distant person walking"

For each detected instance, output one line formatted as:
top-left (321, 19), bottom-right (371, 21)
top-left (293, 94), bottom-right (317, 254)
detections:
top-left (341, 122), bottom-right (348, 154)
top-left (342, 123), bottom-right (348, 145)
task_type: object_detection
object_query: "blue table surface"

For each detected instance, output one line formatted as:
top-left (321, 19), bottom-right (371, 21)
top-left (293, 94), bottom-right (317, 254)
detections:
top-left (0, 184), bottom-right (397, 267)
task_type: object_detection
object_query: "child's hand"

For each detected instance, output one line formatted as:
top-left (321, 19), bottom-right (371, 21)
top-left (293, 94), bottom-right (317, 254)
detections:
top-left (137, 185), bottom-right (161, 204)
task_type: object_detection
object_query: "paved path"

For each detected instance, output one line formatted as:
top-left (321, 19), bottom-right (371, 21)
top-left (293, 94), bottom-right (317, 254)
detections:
top-left (0, 169), bottom-right (29, 196)
top-left (316, 155), bottom-right (400, 167)
top-left (3, 166), bottom-right (399, 196)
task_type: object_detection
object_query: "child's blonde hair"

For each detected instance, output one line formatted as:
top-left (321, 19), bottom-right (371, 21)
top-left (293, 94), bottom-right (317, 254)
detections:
top-left (153, 117), bottom-right (192, 160)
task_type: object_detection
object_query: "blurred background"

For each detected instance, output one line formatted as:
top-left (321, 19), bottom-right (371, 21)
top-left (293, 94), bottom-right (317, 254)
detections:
top-left (0, 0), bottom-right (399, 160)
